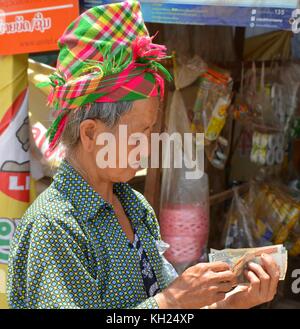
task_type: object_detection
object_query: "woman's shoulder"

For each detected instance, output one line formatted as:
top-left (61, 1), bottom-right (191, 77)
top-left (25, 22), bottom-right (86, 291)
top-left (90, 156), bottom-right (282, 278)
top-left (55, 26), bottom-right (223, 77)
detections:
top-left (18, 184), bottom-right (76, 233)
top-left (10, 185), bottom-right (87, 259)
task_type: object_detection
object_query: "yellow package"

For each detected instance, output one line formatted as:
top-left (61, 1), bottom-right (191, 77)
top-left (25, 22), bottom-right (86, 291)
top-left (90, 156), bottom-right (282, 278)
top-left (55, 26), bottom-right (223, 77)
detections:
top-left (205, 96), bottom-right (231, 141)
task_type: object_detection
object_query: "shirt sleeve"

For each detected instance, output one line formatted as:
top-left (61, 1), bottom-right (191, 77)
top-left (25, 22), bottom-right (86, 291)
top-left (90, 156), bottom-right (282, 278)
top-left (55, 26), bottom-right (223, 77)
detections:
top-left (132, 255), bottom-right (179, 309)
top-left (132, 256), bottom-right (178, 309)
top-left (161, 254), bottom-right (179, 287)
top-left (8, 215), bottom-right (102, 309)
top-left (134, 297), bottom-right (159, 309)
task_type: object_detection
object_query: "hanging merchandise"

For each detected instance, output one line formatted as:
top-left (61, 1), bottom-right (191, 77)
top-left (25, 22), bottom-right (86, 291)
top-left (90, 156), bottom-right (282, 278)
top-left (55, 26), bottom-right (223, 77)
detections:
top-left (252, 62), bottom-right (282, 130)
top-left (233, 103), bottom-right (251, 121)
top-left (207, 136), bottom-right (229, 170)
top-left (192, 67), bottom-right (233, 169)
top-left (231, 61), bottom-right (300, 182)
top-left (222, 188), bottom-right (260, 249)
top-left (236, 62), bottom-right (300, 135)
top-left (232, 62), bottom-right (263, 127)
top-left (205, 95), bottom-right (231, 142)
top-left (160, 58), bottom-right (209, 274)
top-left (276, 63), bottom-right (300, 137)
top-left (192, 67), bottom-right (233, 139)
top-left (250, 131), bottom-right (285, 166)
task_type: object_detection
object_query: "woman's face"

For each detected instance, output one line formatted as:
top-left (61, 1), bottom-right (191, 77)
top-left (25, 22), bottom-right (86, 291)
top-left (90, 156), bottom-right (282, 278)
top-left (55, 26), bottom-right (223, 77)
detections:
top-left (84, 97), bottom-right (159, 183)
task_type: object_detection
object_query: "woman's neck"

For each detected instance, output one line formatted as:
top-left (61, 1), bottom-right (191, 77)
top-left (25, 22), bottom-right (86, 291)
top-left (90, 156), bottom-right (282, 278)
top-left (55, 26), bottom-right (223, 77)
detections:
top-left (67, 151), bottom-right (115, 205)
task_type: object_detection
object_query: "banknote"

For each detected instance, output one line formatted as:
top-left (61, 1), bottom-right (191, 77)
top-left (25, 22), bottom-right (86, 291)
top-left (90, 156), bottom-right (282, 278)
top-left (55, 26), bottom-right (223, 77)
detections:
top-left (208, 245), bottom-right (288, 283)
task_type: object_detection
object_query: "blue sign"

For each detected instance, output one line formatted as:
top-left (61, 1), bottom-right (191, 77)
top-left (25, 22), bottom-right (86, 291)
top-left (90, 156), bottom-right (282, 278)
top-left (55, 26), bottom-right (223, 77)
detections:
top-left (82, 1), bottom-right (298, 30)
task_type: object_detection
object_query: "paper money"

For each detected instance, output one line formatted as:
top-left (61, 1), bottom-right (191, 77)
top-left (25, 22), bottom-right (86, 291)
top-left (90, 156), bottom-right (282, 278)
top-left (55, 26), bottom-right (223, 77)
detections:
top-left (208, 244), bottom-right (288, 283)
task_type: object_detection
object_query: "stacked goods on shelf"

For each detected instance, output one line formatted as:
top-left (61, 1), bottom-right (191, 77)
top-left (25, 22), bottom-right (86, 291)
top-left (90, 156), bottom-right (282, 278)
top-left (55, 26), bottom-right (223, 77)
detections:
top-left (250, 182), bottom-right (300, 255)
top-left (223, 180), bottom-right (300, 257)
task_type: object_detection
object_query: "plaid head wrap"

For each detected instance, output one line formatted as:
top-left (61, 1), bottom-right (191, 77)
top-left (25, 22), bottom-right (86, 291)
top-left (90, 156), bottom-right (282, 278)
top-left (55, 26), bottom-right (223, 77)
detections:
top-left (39, 0), bottom-right (172, 150)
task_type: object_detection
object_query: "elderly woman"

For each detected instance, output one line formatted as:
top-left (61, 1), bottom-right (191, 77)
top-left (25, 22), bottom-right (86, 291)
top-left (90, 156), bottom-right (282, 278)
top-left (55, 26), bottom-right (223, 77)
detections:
top-left (7, 1), bottom-right (280, 309)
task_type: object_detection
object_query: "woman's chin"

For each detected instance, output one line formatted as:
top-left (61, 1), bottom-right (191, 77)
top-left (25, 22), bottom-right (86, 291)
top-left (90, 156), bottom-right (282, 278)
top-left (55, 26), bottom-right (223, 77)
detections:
top-left (113, 168), bottom-right (140, 183)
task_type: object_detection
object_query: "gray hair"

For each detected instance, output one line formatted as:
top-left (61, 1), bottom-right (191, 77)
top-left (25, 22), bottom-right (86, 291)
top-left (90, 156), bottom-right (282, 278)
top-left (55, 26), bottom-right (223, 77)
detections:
top-left (60, 101), bottom-right (133, 153)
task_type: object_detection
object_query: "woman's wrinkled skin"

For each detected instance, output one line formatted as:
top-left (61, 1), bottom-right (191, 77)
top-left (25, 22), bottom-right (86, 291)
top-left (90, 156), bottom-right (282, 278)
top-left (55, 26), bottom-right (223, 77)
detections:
top-left (68, 96), bottom-right (280, 309)
top-left (70, 97), bottom-right (159, 186)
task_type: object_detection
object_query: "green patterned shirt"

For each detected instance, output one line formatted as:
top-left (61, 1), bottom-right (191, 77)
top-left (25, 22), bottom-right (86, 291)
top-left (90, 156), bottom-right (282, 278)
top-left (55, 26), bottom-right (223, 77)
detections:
top-left (7, 160), bottom-right (177, 309)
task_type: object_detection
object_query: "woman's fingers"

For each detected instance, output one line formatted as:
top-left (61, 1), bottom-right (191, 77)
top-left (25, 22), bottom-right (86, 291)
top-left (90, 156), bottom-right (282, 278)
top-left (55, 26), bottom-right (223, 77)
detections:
top-left (247, 261), bottom-right (270, 296)
top-left (261, 254), bottom-right (280, 279)
top-left (261, 254), bottom-right (280, 300)
top-left (211, 270), bottom-right (237, 284)
top-left (244, 269), bottom-right (261, 293)
top-left (217, 281), bottom-right (237, 293)
top-left (219, 270), bottom-right (237, 283)
top-left (208, 262), bottom-right (231, 272)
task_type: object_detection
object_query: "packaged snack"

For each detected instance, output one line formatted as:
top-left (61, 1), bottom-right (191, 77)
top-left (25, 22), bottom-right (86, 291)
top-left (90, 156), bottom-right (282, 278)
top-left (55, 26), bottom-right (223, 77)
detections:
top-left (205, 95), bottom-right (231, 141)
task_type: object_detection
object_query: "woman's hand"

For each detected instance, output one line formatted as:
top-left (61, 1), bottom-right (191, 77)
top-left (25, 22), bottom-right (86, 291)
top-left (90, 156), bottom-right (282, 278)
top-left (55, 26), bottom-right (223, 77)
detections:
top-left (215, 253), bottom-right (280, 309)
top-left (154, 262), bottom-right (237, 309)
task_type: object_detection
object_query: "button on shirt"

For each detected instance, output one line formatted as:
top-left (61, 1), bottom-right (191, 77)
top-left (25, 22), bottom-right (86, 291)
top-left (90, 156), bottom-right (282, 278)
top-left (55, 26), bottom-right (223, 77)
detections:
top-left (7, 160), bottom-right (176, 309)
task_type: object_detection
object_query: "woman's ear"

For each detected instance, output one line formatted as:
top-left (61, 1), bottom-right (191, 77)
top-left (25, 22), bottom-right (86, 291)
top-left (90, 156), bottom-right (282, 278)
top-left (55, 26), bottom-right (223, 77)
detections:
top-left (79, 119), bottom-right (100, 152)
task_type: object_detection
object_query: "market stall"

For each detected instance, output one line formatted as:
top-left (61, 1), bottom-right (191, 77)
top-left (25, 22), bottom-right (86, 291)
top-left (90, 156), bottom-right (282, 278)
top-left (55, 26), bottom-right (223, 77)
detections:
top-left (1, 0), bottom-right (300, 309)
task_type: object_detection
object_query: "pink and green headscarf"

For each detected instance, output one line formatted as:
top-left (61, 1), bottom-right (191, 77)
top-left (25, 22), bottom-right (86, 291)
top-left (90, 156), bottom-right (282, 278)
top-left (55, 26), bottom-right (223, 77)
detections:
top-left (39, 0), bottom-right (172, 150)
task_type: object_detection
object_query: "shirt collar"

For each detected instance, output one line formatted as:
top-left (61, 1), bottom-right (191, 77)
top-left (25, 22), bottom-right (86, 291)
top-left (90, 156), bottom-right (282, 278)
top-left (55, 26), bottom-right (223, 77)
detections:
top-left (113, 181), bottom-right (148, 228)
top-left (53, 160), bottom-right (147, 225)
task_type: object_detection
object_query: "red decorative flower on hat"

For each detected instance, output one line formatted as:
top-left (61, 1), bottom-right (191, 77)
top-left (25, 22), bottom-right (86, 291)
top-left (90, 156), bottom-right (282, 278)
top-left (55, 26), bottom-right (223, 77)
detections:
top-left (132, 33), bottom-right (168, 61)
